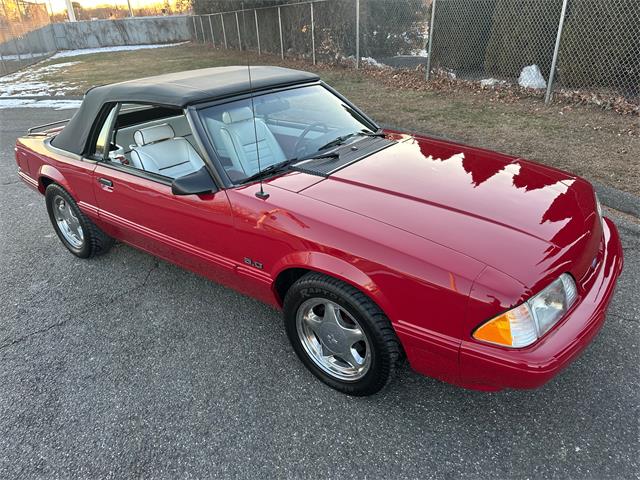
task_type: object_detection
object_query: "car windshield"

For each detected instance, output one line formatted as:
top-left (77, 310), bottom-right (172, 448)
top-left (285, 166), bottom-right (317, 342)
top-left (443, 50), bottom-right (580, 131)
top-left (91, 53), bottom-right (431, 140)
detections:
top-left (198, 85), bottom-right (376, 183)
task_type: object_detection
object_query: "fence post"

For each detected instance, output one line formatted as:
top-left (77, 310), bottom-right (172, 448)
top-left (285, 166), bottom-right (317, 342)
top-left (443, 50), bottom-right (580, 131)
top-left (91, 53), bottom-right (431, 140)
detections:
top-left (24, 33), bottom-right (35, 59)
top-left (50, 23), bottom-right (61, 51)
top-left (11, 37), bottom-right (23, 63)
top-left (0, 53), bottom-right (6, 76)
top-left (545, 0), bottom-right (568, 104)
top-left (355, 0), bottom-right (360, 69)
top-left (11, 36), bottom-right (21, 69)
top-left (254, 9), bottom-right (261, 55)
top-left (310, 2), bottom-right (315, 65)
top-left (192, 16), bottom-right (198, 42)
top-left (38, 28), bottom-right (46, 57)
top-left (199, 15), bottom-right (205, 44)
top-left (425, 0), bottom-right (436, 80)
top-left (209, 14), bottom-right (215, 46)
top-left (235, 11), bottom-right (242, 50)
top-left (221, 13), bottom-right (227, 48)
top-left (278, 6), bottom-right (284, 59)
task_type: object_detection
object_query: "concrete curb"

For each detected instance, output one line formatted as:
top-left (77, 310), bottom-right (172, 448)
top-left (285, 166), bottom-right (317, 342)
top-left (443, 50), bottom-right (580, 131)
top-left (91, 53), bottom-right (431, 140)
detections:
top-left (593, 181), bottom-right (640, 218)
top-left (612, 214), bottom-right (640, 236)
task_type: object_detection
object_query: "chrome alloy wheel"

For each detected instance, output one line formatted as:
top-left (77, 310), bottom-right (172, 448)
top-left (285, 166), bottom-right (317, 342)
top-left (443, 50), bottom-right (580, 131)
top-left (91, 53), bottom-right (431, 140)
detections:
top-left (296, 299), bottom-right (371, 381)
top-left (52, 194), bottom-right (84, 248)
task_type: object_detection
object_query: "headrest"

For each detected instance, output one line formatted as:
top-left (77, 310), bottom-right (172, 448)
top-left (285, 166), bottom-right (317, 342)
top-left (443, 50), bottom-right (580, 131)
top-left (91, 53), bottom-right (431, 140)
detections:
top-left (222, 106), bottom-right (253, 124)
top-left (134, 124), bottom-right (175, 146)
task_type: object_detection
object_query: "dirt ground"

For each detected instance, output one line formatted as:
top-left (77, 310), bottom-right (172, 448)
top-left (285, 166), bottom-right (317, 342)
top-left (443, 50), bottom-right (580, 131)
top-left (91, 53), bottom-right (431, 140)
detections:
top-left (32, 44), bottom-right (640, 196)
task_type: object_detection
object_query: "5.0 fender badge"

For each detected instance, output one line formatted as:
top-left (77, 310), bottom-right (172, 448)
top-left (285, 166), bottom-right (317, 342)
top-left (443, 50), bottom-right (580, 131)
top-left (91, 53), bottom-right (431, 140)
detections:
top-left (244, 257), bottom-right (263, 270)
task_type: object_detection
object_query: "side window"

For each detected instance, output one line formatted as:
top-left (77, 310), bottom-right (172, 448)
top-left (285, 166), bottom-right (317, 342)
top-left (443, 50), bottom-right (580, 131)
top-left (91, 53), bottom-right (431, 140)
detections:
top-left (92, 105), bottom-right (118, 160)
top-left (105, 103), bottom-right (207, 181)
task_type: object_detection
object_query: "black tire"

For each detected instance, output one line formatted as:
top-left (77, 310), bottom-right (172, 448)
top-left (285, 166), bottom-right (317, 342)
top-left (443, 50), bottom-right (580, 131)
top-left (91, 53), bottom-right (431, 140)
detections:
top-left (45, 183), bottom-right (114, 258)
top-left (283, 271), bottom-right (401, 396)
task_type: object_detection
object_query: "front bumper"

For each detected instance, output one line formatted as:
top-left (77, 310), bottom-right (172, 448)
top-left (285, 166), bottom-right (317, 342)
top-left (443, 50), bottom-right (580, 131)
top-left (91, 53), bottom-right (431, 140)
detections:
top-left (458, 216), bottom-right (623, 390)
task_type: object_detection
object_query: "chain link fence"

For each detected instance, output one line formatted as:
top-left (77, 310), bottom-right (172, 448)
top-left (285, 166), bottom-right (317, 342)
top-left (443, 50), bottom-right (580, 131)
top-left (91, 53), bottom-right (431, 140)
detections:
top-left (1, 0), bottom-right (638, 110)
top-left (555, 0), bottom-right (639, 99)
top-left (0, 0), bottom-right (55, 76)
top-left (192, 1), bottom-right (359, 63)
top-left (191, 0), bottom-right (640, 110)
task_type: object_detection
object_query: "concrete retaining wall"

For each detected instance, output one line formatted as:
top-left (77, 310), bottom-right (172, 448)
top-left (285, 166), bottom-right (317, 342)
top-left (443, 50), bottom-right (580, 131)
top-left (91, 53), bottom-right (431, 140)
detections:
top-left (0, 25), bottom-right (57, 57)
top-left (0, 25), bottom-right (57, 76)
top-left (51, 16), bottom-right (192, 50)
top-left (0, 16), bottom-right (192, 76)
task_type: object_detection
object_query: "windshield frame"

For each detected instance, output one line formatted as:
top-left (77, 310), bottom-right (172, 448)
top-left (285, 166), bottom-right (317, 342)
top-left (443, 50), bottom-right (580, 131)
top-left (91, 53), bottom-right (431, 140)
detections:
top-left (190, 81), bottom-right (380, 189)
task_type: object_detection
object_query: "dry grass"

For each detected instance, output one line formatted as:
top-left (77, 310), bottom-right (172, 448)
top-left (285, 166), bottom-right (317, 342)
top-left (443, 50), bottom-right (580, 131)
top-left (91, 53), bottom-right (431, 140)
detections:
top-left (39, 44), bottom-right (640, 196)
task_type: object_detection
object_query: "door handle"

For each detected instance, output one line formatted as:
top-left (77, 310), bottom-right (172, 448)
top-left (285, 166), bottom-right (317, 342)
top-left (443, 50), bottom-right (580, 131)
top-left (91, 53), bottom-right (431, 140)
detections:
top-left (98, 177), bottom-right (113, 188)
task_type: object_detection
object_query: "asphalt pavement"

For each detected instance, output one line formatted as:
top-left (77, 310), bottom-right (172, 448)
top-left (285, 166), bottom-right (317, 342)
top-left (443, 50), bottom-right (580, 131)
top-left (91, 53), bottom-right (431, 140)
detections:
top-left (0, 107), bottom-right (638, 479)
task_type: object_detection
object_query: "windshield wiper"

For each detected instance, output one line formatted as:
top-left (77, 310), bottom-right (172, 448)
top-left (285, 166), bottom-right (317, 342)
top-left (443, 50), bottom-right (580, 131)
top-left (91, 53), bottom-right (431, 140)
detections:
top-left (357, 130), bottom-right (386, 138)
top-left (317, 133), bottom-right (357, 152)
top-left (242, 129), bottom-right (384, 183)
top-left (317, 129), bottom-right (386, 152)
top-left (242, 151), bottom-right (339, 183)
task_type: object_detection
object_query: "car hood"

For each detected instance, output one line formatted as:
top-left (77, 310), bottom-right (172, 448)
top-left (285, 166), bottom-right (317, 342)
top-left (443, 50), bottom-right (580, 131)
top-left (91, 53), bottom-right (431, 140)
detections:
top-left (298, 134), bottom-right (601, 291)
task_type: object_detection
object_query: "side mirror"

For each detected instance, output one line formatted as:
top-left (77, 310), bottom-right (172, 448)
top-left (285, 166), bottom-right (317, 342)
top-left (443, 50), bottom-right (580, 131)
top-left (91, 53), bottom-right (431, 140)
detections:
top-left (171, 166), bottom-right (217, 195)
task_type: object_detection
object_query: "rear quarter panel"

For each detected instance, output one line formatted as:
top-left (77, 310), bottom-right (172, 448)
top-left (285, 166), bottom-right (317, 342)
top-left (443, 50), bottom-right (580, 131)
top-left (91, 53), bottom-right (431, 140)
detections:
top-left (16, 137), bottom-right (98, 219)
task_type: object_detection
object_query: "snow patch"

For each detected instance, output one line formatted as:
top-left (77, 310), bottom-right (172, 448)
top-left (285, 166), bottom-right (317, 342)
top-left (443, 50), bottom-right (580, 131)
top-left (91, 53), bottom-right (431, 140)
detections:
top-left (519, 64), bottom-right (547, 89)
top-left (480, 78), bottom-right (507, 88)
top-left (0, 98), bottom-right (82, 110)
top-left (0, 42), bottom-right (189, 96)
top-left (0, 51), bottom-right (52, 61)
top-left (435, 68), bottom-right (456, 80)
top-left (410, 48), bottom-right (428, 57)
top-left (0, 61), bottom-right (80, 97)
top-left (360, 57), bottom-right (388, 69)
top-left (50, 41), bottom-right (189, 59)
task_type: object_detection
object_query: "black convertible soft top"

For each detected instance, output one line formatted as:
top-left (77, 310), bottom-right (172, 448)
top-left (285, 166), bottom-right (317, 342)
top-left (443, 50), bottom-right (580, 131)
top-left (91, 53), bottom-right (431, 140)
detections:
top-left (51, 66), bottom-right (319, 155)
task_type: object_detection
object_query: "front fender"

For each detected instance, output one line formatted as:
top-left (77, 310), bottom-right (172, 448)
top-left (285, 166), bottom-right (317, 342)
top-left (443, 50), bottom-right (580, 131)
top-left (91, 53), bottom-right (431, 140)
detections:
top-left (270, 251), bottom-right (394, 317)
top-left (465, 266), bottom-right (528, 340)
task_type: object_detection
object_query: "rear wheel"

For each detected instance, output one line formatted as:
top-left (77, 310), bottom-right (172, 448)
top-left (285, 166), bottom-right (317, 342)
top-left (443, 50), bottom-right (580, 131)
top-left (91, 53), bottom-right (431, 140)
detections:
top-left (45, 184), bottom-right (114, 258)
top-left (283, 272), bottom-right (401, 396)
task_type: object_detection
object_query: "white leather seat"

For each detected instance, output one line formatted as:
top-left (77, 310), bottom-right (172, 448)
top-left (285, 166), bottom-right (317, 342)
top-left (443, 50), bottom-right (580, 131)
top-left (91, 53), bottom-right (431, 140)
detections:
top-left (203, 117), bottom-right (229, 158)
top-left (218, 106), bottom-right (286, 176)
top-left (130, 124), bottom-right (205, 179)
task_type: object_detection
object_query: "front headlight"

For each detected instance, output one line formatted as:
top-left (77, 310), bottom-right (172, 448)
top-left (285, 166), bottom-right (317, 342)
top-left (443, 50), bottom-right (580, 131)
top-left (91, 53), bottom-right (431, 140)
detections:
top-left (473, 274), bottom-right (578, 348)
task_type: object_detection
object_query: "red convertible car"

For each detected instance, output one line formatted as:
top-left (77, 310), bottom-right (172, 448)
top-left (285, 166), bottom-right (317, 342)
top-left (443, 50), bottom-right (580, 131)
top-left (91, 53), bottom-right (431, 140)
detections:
top-left (15, 66), bottom-right (623, 395)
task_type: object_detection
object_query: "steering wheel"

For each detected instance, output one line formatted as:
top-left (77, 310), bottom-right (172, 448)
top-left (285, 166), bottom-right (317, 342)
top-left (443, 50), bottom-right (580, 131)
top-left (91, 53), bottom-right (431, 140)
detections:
top-left (294, 121), bottom-right (329, 157)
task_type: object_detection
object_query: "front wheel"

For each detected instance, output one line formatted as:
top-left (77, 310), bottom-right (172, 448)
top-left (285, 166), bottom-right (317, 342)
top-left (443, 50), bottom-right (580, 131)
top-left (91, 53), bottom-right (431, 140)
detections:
top-left (45, 184), bottom-right (114, 258)
top-left (283, 272), bottom-right (401, 396)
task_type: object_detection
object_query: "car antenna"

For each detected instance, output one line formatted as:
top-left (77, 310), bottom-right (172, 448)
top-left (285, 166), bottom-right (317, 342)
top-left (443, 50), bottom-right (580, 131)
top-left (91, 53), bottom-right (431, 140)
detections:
top-left (247, 64), bottom-right (268, 200)
top-left (242, 8), bottom-right (269, 200)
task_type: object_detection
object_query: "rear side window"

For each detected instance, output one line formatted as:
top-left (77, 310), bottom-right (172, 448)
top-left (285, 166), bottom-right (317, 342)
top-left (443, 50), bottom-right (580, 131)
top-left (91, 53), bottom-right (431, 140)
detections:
top-left (105, 103), bottom-right (207, 181)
